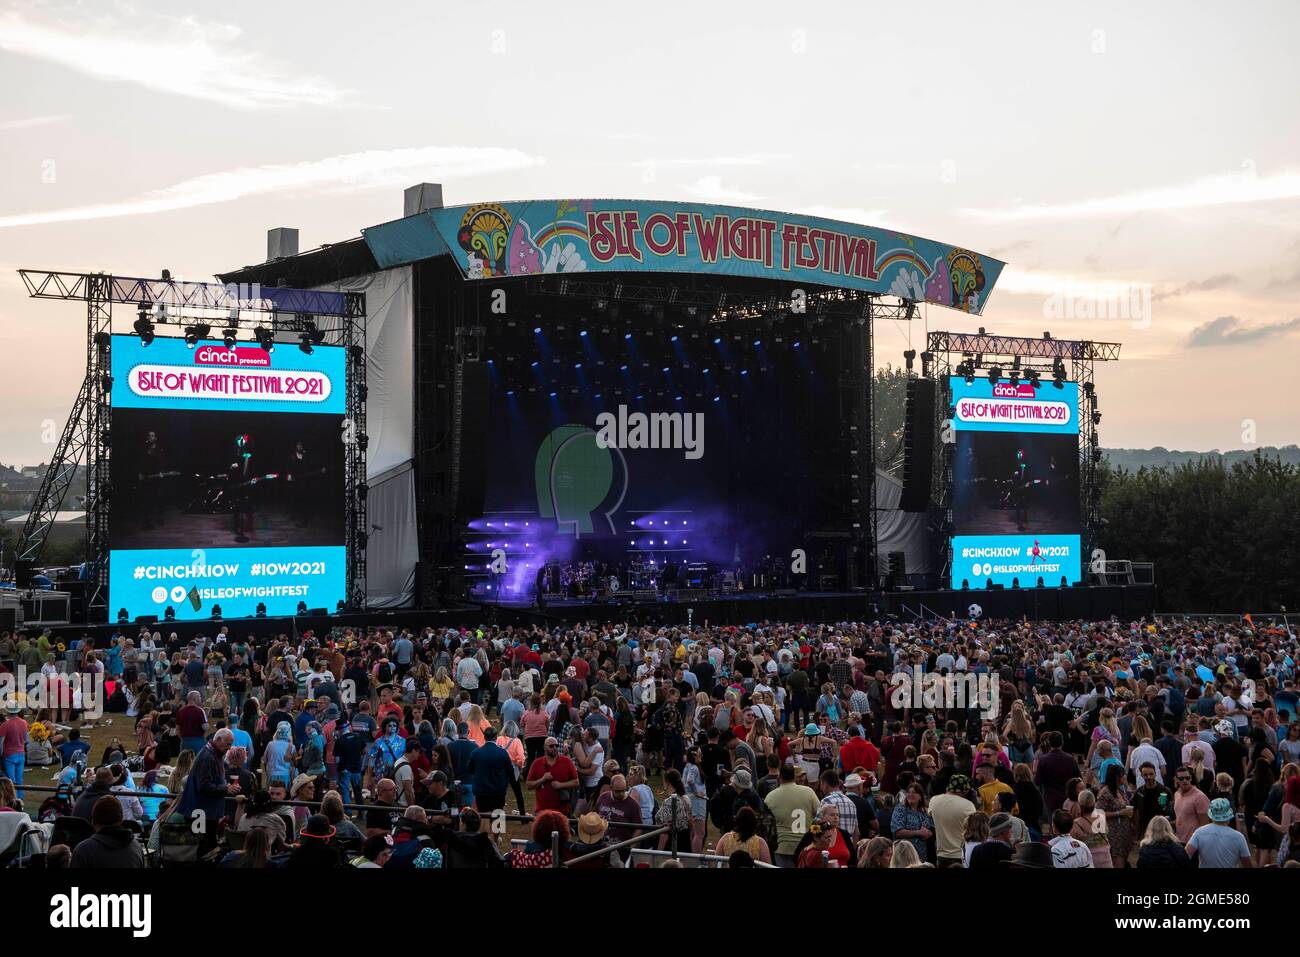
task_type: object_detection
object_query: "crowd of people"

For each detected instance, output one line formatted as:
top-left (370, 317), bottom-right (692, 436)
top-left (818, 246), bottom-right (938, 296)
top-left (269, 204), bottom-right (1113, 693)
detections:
top-left (1, 613), bottom-right (1298, 870)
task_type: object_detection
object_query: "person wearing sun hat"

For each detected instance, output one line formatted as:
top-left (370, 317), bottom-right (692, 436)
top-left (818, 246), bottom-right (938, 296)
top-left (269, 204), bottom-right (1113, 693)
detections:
top-left (568, 811), bottom-right (613, 868)
top-left (1185, 797), bottom-right (1252, 868)
top-left (929, 773), bottom-right (977, 867)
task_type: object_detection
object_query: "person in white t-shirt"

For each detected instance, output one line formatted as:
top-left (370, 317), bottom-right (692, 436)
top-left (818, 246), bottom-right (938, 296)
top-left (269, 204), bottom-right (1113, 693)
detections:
top-left (1049, 810), bottom-right (1094, 868)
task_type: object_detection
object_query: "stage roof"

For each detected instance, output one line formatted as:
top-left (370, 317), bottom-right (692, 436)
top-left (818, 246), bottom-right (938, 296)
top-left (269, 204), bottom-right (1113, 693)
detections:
top-left (360, 199), bottom-right (1005, 315)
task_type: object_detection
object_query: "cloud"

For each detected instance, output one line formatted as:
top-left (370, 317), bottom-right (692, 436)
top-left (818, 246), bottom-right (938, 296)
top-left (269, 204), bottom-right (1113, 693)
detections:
top-left (961, 170), bottom-right (1300, 222)
top-left (0, 146), bottom-right (545, 228)
top-left (993, 266), bottom-right (1152, 298)
top-left (644, 154), bottom-right (785, 168)
top-left (793, 204), bottom-right (889, 226)
top-left (1151, 273), bottom-right (1240, 302)
top-left (680, 176), bottom-right (763, 204)
top-left (1187, 315), bottom-right (1300, 347)
top-left (0, 114), bottom-right (70, 131)
top-left (0, 5), bottom-right (349, 109)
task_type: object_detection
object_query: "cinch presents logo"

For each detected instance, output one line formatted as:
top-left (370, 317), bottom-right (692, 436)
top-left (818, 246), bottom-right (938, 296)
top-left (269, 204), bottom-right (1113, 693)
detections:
top-left (194, 346), bottom-right (271, 367)
top-left (991, 382), bottom-right (1035, 398)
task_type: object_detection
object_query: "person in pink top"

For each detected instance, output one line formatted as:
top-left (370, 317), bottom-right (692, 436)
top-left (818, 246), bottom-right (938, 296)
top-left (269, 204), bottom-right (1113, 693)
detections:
top-left (1, 708), bottom-right (29, 797)
top-left (496, 721), bottom-right (528, 814)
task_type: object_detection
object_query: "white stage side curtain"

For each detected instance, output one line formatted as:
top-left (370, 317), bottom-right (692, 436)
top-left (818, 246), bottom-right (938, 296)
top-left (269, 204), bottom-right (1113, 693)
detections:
top-left (876, 468), bottom-right (933, 576)
top-left (365, 460), bottom-right (419, 608)
top-left (315, 267), bottom-right (417, 607)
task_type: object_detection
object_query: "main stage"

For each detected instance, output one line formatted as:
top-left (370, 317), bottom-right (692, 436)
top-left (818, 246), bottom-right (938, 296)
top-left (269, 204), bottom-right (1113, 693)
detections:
top-left (40, 583), bottom-right (1157, 644)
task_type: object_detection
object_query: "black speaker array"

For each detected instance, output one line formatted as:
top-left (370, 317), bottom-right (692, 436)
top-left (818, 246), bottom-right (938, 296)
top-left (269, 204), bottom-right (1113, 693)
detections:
top-left (900, 377), bottom-right (935, 512)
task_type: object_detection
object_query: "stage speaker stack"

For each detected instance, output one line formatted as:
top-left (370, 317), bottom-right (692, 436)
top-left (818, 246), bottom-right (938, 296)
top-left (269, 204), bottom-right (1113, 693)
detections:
top-left (886, 551), bottom-right (907, 590)
top-left (900, 377), bottom-right (936, 512)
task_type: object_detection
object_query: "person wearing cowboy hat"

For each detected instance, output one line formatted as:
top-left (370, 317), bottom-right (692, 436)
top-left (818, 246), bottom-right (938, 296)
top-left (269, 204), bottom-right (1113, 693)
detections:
top-left (1185, 797), bottom-right (1252, 868)
top-left (1005, 841), bottom-right (1056, 868)
top-left (569, 811), bottom-right (613, 868)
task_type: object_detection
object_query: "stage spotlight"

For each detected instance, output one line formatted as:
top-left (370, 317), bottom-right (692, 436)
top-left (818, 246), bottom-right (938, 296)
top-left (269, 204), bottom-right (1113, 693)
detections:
top-left (1011, 577), bottom-right (1020, 589)
top-left (117, 608), bottom-right (129, 624)
top-left (533, 326), bottom-right (542, 333)
top-left (299, 321), bottom-right (326, 354)
top-left (222, 327), bottom-right (238, 347)
top-left (1037, 577), bottom-right (1045, 588)
top-left (713, 337), bottom-right (721, 344)
top-left (580, 329), bottom-right (588, 337)
top-left (1092, 448), bottom-right (1103, 462)
top-left (961, 580), bottom-right (969, 590)
top-left (987, 365), bottom-right (1001, 384)
top-left (256, 602), bottom-right (267, 618)
top-left (297, 601), bottom-right (308, 615)
top-left (164, 606), bottom-right (175, 621)
top-left (903, 349), bottom-right (916, 371)
top-left (1083, 381), bottom-right (1095, 396)
top-left (1092, 410), bottom-right (1102, 425)
top-left (133, 311), bottom-right (155, 346)
top-left (100, 373), bottom-right (113, 392)
top-left (1027, 370), bottom-right (1041, 389)
top-left (624, 332), bottom-right (633, 340)
top-left (593, 299), bottom-right (607, 312)
top-left (1009, 369), bottom-right (1020, 386)
top-left (254, 326), bottom-right (275, 353)
top-left (986, 578), bottom-right (994, 589)
top-left (1060, 576), bottom-right (1069, 588)
top-left (184, 323), bottom-right (210, 348)
top-left (211, 604), bottom-right (222, 620)
top-left (349, 345), bottom-right (364, 363)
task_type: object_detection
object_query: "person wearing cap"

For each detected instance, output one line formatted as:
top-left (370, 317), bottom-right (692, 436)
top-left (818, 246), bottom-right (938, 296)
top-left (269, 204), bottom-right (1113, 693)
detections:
top-left (70, 795), bottom-right (146, 869)
top-left (967, 811), bottom-right (1016, 868)
top-left (1185, 797), bottom-right (1252, 868)
top-left (1211, 718), bottom-right (1249, 794)
top-left (929, 774), bottom-right (977, 867)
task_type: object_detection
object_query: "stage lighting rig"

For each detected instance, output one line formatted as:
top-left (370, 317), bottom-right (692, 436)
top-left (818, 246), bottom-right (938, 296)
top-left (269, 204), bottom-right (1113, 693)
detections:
top-left (987, 364), bottom-right (1001, 384)
top-left (222, 327), bottom-right (238, 347)
top-left (254, 326), bottom-right (275, 353)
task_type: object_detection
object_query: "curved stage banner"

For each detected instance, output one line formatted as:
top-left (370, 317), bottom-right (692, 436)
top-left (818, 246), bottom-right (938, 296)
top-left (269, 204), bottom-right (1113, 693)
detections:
top-left (362, 199), bottom-right (1005, 314)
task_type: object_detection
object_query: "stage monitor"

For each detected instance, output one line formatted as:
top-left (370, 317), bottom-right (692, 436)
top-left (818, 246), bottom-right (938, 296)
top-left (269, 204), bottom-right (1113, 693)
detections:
top-left (106, 336), bottom-right (348, 620)
top-left (948, 375), bottom-right (1082, 588)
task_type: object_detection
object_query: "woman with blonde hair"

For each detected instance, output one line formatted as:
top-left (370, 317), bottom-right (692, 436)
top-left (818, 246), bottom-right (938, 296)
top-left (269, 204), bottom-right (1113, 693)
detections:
top-left (962, 811), bottom-right (990, 867)
top-left (1136, 815), bottom-right (1192, 868)
top-left (858, 835), bottom-right (893, 868)
top-left (465, 703), bottom-right (488, 746)
top-left (889, 839), bottom-right (922, 868)
top-left (1086, 708), bottom-right (1121, 769)
top-left (1070, 789), bottom-right (1112, 868)
top-left (429, 666), bottom-right (455, 703)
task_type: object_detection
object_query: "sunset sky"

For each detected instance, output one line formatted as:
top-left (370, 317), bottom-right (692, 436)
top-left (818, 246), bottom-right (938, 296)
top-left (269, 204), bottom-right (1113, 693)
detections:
top-left (2, 0), bottom-right (1298, 466)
